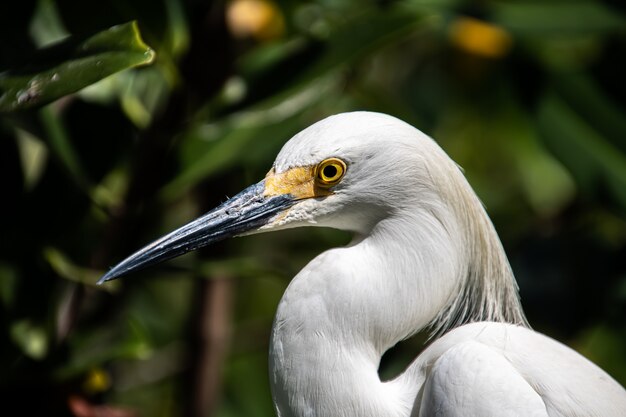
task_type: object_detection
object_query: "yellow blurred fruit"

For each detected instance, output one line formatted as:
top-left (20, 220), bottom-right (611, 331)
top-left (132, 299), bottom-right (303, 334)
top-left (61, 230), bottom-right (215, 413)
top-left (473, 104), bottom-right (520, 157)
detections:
top-left (227, 0), bottom-right (285, 41)
top-left (449, 16), bottom-right (513, 59)
top-left (83, 367), bottom-right (111, 394)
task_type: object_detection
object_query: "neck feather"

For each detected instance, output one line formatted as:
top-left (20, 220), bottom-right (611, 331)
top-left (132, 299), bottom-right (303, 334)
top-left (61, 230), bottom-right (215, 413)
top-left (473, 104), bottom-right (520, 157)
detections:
top-left (426, 154), bottom-right (529, 336)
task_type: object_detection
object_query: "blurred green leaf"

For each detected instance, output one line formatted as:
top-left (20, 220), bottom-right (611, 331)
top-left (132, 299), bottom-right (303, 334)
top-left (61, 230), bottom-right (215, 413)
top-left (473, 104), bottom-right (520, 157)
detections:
top-left (553, 73), bottom-right (626, 155)
top-left (55, 318), bottom-right (155, 381)
top-left (15, 127), bottom-right (48, 190)
top-left (502, 111), bottom-right (576, 217)
top-left (44, 247), bottom-right (117, 291)
top-left (0, 21), bottom-right (155, 112)
top-left (538, 91), bottom-right (626, 212)
top-left (10, 320), bottom-right (49, 360)
top-left (0, 262), bottom-right (19, 309)
top-left (282, 7), bottom-right (427, 95)
top-left (29, 0), bottom-right (69, 47)
top-left (493, 1), bottom-right (626, 36)
top-left (38, 106), bottom-right (87, 186)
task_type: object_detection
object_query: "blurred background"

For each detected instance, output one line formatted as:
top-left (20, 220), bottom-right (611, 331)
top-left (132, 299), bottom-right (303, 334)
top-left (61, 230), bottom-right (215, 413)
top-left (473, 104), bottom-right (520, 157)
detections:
top-left (1, 0), bottom-right (625, 416)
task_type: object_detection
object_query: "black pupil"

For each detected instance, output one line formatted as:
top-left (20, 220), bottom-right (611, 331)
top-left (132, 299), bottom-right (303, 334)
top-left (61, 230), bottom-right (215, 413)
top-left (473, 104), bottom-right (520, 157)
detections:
top-left (323, 165), bottom-right (338, 179)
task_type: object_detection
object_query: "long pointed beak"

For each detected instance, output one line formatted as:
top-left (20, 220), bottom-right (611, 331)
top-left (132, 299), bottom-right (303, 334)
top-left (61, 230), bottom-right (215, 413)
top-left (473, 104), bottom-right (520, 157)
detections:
top-left (97, 181), bottom-right (295, 284)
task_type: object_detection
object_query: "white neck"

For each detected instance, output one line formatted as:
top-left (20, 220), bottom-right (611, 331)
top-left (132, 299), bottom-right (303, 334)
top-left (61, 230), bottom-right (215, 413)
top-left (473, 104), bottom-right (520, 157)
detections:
top-left (268, 154), bottom-right (527, 417)
top-left (269, 214), bottom-right (454, 416)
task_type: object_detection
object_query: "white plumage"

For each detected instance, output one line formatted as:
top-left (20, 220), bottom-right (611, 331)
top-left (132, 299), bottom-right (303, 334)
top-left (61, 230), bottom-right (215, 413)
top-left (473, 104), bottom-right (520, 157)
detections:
top-left (101, 111), bottom-right (626, 416)
top-left (264, 112), bottom-right (625, 417)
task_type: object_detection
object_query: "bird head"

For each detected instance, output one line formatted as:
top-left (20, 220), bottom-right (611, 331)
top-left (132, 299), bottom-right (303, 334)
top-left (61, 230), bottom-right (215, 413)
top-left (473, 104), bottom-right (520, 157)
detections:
top-left (97, 112), bottom-right (445, 284)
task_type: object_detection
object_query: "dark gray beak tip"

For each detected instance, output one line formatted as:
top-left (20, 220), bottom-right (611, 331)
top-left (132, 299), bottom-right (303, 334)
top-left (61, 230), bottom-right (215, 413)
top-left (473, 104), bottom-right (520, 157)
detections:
top-left (97, 271), bottom-right (117, 285)
top-left (94, 181), bottom-right (297, 285)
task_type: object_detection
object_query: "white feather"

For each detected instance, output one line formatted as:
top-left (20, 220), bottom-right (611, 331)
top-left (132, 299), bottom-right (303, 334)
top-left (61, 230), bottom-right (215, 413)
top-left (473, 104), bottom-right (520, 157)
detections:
top-left (264, 112), bottom-right (626, 417)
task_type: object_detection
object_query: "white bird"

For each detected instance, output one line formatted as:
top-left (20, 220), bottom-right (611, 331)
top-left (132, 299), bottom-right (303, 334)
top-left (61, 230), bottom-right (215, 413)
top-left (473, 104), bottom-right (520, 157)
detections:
top-left (99, 112), bottom-right (626, 417)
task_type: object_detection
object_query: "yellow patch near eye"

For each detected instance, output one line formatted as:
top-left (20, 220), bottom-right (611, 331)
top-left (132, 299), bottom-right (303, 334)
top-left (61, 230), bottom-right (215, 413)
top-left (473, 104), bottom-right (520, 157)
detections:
top-left (263, 166), bottom-right (333, 199)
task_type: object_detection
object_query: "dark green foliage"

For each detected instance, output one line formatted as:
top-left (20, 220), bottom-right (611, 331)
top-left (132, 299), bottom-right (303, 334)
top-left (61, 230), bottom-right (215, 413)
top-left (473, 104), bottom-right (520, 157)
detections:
top-left (0, 0), bottom-right (625, 416)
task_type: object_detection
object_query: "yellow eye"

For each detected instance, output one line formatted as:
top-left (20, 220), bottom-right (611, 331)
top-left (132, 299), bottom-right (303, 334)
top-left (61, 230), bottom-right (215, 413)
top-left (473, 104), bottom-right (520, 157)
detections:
top-left (316, 158), bottom-right (346, 188)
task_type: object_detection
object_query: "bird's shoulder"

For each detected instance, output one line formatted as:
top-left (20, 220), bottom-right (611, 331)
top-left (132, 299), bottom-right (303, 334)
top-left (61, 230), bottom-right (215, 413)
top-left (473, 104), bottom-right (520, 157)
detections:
top-left (407, 322), bottom-right (626, 417)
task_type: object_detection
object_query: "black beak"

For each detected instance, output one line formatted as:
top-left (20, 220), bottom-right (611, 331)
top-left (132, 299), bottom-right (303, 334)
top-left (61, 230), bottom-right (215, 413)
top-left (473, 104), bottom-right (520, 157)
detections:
top-left (97, 181), bottom-right (296, 284)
